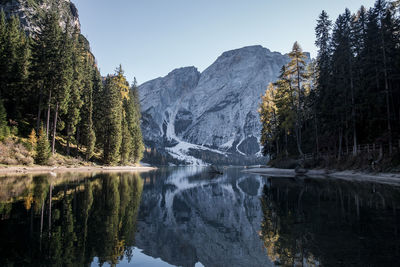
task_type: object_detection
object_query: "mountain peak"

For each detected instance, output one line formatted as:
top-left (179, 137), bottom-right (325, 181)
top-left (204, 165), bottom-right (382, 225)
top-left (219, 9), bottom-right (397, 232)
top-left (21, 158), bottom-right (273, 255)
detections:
top-left (168, 66), bottom-right (199, 76)
top-left (220, 45), bottom-right (272, 59)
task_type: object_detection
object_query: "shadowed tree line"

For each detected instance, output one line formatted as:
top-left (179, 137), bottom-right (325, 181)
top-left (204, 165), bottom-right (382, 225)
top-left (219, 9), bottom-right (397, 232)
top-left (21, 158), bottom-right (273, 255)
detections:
top-left (260, 0), bottom-right (400, 168)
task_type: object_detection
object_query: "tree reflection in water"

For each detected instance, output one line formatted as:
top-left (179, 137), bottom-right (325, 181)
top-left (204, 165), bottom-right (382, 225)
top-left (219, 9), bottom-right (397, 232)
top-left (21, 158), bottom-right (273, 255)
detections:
top-left (260, 177), bottom-right (400, 266)
top-left (0, 172), bottom-right (143, 266)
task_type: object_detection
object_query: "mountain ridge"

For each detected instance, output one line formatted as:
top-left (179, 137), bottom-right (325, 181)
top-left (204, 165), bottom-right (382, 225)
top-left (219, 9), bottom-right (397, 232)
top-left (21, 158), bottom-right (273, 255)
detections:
top-left (139, 45), bottom-right (310, 165)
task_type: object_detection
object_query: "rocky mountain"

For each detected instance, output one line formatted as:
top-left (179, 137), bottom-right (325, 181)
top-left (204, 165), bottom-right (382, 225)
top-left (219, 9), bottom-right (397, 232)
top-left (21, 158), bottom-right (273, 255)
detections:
top-left (140, 45), bottom-right (310, 165)
top-left (0, 0), bottom-right (80, 34)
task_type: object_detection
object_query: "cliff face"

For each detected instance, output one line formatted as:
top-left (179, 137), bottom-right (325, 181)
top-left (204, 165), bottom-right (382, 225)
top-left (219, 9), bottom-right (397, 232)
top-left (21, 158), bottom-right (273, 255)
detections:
top-left (140, 46), bottom-right (309, 165)
top-left (0, 0), bottom-right (80, 34)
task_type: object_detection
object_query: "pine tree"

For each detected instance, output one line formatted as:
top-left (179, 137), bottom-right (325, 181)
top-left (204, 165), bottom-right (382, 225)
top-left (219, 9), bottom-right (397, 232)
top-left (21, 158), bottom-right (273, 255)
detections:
top-left (287, 42), bottom-right (308, 156)
top-left (50, 22), bottom-right (73, 155)
top-left (0, 15), bottom-right (30, 121)
top-left (315, 10), bottom-right (332, 95)
top-left (92, 67), bottom-right (105, 148)
top-left (126, 87), bottom-right (144, 164)
top-left (0, 97), bottom-right (8, 140)
top-left (31, 13), bottom-right (62, 138)
top-left (314, 10), bottom-right (332, 151)
top-left (65, 29), bottom-right (83, 155)
top-left (102, 75), bottom-right (122, 165)
top-left (80, 52), bottom-right (96, 160)
top-left (120, 115), bottom-right (131, 165)
top-left (274, 67), bottom-right (296, 157)
top-left (0, 9), bottom-right (6, 54)
top-left (35, 125), bottom-right (51, 165)
top-left (259, 83), bottom-right (279, 157)
top-left (374, 0), bottom-right (396, 154)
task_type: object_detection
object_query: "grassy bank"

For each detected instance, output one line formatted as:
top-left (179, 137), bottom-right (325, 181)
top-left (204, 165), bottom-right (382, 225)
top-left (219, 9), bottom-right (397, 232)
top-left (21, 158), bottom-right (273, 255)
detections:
top-left (0, 135), bottom-right (143, 169)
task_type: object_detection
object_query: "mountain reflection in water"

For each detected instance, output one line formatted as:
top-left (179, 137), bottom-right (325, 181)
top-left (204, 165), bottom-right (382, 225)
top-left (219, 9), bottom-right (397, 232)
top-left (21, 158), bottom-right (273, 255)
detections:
top-left (0, 168), bottom-right (399, 266)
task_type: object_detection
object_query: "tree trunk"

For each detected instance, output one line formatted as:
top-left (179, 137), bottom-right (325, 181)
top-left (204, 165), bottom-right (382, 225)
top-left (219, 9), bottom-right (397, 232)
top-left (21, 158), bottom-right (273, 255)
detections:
top-left (66, 124), bottom-right (70, 155)
top-left (285, 132), bottom-right (288, 157)
top-left (314, 111), bottom-right (319, 157)
top-left (46, 89), bottom-right (52, 139)
top-left (51, 102), bottom-right (59, 155)
top-left (295, 57), bottom-right (304, 157)
top-left (36, 83), bottom-right (44, 133)
top-left (350, 59), bottom-right (357, 156)
top-left (380, 19), bottom-right (392, 155)
top-left (276, 138), bottom-right (279, 156)
top-left (76, 127), bottom-right (80, 157)
top-left (338, 128), bottom-right (343, 160)
top-left (295, 126), bottom-right (304, 157)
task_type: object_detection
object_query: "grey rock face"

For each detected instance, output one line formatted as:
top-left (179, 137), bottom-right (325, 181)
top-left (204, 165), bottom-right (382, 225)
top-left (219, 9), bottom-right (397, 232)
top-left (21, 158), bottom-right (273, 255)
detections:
top-left (140, 45), bottom-right (303, 164)
top-left (0, 0), bottom-right (80, 35)
top-left (140, 66), bottom-right (201, 147)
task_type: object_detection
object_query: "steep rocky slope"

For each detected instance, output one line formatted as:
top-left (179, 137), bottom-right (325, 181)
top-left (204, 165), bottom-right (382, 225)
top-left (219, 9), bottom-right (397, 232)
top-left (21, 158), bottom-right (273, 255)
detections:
top-left (140, 45), bottom-right (309, 165)
top-left (0, 0), bottom-right (80, 34)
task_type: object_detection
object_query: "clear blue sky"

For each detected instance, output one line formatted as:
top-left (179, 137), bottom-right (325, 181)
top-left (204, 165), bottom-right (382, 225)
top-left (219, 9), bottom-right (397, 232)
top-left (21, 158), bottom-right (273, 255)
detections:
top-left (74, 0), bottom-right (376, 84)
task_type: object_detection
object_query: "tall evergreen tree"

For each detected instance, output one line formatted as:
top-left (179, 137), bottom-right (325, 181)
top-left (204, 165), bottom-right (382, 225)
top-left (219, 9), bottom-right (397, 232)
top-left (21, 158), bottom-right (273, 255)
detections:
top-left (50, 22), bottom-right (73, 154)
top-left (132, 80), bottom-right (144, 163)
top-left (30, 13), bottom-right (62, 138)
top-left (0, 97), bottom-right (8, 140)
top-left (35, 125), bottom-right (51, 165)
top-left (102, 75), bottom-right (122, 165)
top-left (120, 115), bottom-right (131, 165)
top-left (126, 87), bottom-right (144, 164)
top-left (287, 42), bottom-right (308, 156)
top-left (315, 10), bottom-right (332, 98)
top-left (92, 67), bottom-right (105, 149)
top-left (1, 15), bottom-right (30, 121)
top-left (259, 83), bottom-right (279, 157)
top-left (64, 29), bottom-right (83, 155)
top-left (80, 54), bottom-right (96, 160)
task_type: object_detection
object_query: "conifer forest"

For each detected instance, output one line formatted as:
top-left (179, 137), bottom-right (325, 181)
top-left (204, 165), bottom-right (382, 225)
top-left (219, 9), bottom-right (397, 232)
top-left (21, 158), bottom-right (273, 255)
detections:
top-left (259, 0), bottom-right (400, 170)
top-left (0, 11), bottom-right (144, 166)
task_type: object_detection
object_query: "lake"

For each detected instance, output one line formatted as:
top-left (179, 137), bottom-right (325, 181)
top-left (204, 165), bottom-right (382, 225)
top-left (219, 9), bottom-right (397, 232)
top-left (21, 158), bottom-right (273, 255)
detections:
top-left (0, 167), bottom-right (399, 266)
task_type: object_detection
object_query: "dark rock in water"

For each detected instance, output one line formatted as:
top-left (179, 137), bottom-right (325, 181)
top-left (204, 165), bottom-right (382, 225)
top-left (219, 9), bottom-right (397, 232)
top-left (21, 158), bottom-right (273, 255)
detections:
top-left (295, 166), bottom-right (308, 175)
top-left (208, 165), bottom-right (223, 175)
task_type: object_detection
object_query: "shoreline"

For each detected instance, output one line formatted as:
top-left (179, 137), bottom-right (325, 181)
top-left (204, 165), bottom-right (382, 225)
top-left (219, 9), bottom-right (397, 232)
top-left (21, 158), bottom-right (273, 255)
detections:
top-left (243, 167), bottom-right (400, 186)
top-left (0, 165), bottom-right (157, 175)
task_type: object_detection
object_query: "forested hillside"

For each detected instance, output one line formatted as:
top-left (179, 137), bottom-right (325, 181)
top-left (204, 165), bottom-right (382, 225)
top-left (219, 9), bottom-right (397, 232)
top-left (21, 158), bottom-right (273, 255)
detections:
top-left (259, 0), bottom-right (400, 170)
top-left (0, 8), bottom-right (144, 166)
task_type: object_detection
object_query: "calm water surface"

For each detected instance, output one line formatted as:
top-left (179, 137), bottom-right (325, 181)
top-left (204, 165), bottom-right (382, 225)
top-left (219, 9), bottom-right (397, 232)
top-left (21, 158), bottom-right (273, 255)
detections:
top-left (0, 167), bottom-right (399, 266)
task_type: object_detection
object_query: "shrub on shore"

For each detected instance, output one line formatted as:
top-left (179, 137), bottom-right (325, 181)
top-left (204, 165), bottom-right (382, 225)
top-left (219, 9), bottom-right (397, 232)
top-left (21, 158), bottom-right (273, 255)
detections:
top-left (0, 138), bottom-right (34, 166)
